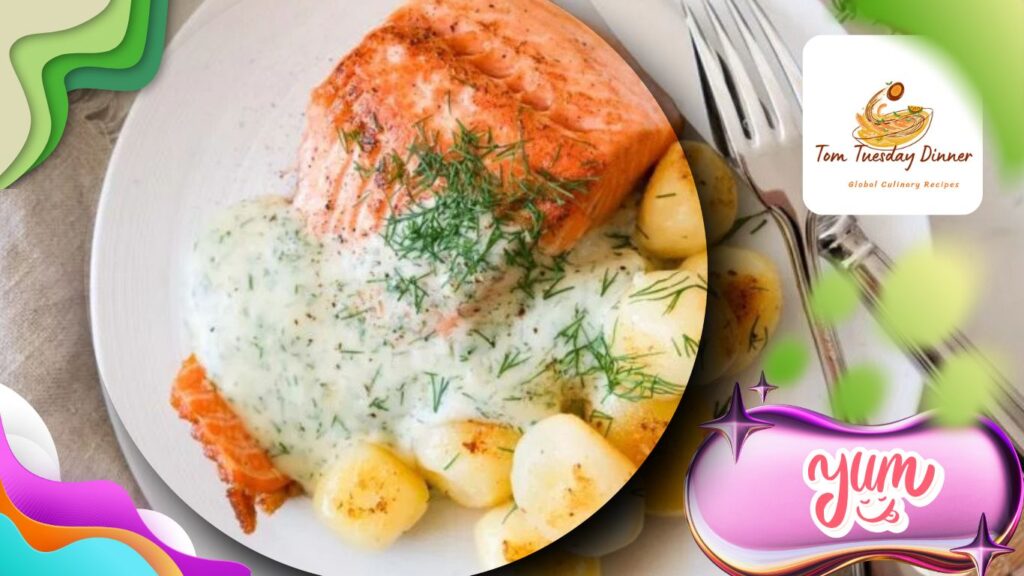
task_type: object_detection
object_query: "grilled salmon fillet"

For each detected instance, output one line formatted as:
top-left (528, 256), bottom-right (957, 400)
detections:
top-left (171, 355), bottom-right (297, 533)
top-left (294, 0), bottom-right (675, 251)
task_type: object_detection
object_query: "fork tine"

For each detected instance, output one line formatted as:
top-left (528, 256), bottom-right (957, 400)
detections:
top-left (701, 0), bottom-right (772, 143)
top-left (682, 1), bottom-right (747, 159)
top-left (743, 0), bottom-right (803, 108)
top-left (722, 0), bottom-right (798, 138)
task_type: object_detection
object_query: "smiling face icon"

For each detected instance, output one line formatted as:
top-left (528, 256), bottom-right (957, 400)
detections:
top-left (854, 495), bottom-right (907, 533)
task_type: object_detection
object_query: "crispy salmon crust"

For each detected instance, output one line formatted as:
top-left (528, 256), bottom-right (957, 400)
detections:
top-left (294, 0), bottom-right (675, 250)
top-left (170, 355), bottom-right (296, 533)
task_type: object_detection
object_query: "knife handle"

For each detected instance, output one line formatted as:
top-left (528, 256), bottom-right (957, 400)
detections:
top-left (815, 214), bottom-right (1024, 450)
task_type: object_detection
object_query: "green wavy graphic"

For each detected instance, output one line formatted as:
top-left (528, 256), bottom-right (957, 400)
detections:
top-left (835, 0), bottom-right (1024, 175)
top-left (0, 0), bottom-right (166, 188)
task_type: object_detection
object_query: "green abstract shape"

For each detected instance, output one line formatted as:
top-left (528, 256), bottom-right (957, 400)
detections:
top-left (65, 0), bottom-right (166, 92)
top-left (0, 0), bottom-right (132, 187)
top-left (924, 351), bottom-right (998, 427)
top-left (810, 268), bottom-right (860, 326)
top-left (878, 244), bottom-right (978, 349)
top-left (762, 336), bottom-right (810, 386)
top-left (840, 0), bottom-right (1024, 174)
top-left (831, 364), bottom-right (887, 423)
top-left (0, 0), bottom-right (167, 188)
top-left (33, 0), bottom-right (152, 171)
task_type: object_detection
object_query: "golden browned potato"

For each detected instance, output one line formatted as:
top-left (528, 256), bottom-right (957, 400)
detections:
top-left (640, 389), bottom-right (717, 516)
top-left (679, 251), bottom-right (708, 277)
top-left (696, 288), bottom-right (742, 383)
top-left (709, 246), bottom-right (783, 375)
top-left (415, 420), bottom-right (521, 508)
top-left (591, 395), bottom-right (681, 466)
top-left (635, 142), bottom-right (706, 259)
top-left (613, 269), bottom-right (707, 388)
top-left (313, 442), bottom-right (429, 549)
top-left (511, 414), bottom-right (636, 540)
top-left (678, 250), bottom-right (741, 382)
top-left (475, 502), bottom-right (551, 570)
top-left (682, 140), bottom-right (738, 246)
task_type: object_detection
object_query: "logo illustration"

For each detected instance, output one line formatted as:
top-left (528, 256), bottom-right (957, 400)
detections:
top-left (853, 81), bottom-right (933, 150)
top-left (803, 447), bottom-right (945, 538)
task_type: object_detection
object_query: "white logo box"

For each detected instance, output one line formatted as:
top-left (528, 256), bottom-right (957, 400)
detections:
top-left (802, 35), bottom-right (983, 216)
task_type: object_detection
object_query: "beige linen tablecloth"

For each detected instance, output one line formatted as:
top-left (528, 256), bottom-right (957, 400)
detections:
top-left (0, 0), bottom-right (201, 503)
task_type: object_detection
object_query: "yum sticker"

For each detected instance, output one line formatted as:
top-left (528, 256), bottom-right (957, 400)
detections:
top-left (803, 448), bottom-right (944, 538)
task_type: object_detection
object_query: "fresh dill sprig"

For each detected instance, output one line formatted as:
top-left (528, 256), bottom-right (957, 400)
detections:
top-left (589, 409), bottom-right (615, 437)
top-left (600, 268), bottom-right (619, 297)
top-left (378, 271), bottom-right (430, 313)
top-left (381, 122), bottom-right (591, 303)
top-left (428, 372), bottom-right (452, 413)
top-left (553, 309), bottom-right (685, 402)
top-left (469, 329), bottom-right (497, 348)
top-left (628, 272), bottom-right (708, 314)
top-left (605, 232), bottom-right (633, 250)
top-left (497, 348), bottom-right (530, 378)
top-left (748, 314), bottom-right (768, 352)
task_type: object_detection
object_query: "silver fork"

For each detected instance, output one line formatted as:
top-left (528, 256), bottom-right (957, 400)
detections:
top-left (683, 0), bottom-right (848, 393)
top-left (684, 0), bottom-right (1024, 451)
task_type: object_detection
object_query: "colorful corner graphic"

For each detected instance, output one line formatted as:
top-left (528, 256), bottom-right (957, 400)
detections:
top-left (0, 0), bottom-right (167, 188)
top-left (0, 412), bottom-right (250, 574)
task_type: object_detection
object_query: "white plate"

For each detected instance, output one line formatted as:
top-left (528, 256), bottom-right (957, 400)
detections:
top-left (91, 0), bottom-right (930, 574)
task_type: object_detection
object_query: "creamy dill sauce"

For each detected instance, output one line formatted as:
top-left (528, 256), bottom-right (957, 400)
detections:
top-left (188, 196), bottom-right (647, 489)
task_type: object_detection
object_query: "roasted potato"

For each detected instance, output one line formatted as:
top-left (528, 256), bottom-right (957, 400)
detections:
top-left (678, 250), bottom-right (740, 382)
top-left (640, 389), bottom-right (715, 516)
top-left (313, 442), bottom-right (429, 549)
top-left (682, 140), bottom-right (738, 246)
top-left (612, 269), bottom-right (707, 389)
top-left (679, 251), bottom-right (708, 277)
top-left (635, 142), bottom-right (706, 259)
top-left (511, 414), bottom-right (636, 540)
top-left (591, 395), bottom-right (680, 466)
top-left (709, 246), bottom-right (783, 375)
top-left (475, 502), bottom-right (551, 570)
top-left (415, 420), bottom-right (521, 508)
top-left (696, 288), bottom-right (742, 383)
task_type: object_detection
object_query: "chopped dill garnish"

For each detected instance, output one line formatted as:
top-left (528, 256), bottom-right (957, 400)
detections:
top-left (369, 397), bottom-right (389, 412)
top-left (589, 410), bottom-right (615, 437)
top-left (680, 333), bottom-right (699, 358)
top-left (748, 314), bottom-right (768, 352)
top-left (600, 268), bottom-right (619, 297)
top-left (749, 218), bottom-right (769, 235)
top-left (331, 414), bottom-right (350, 435)
top-left (335, 307), bottom-right (369, 322)
top-left (497, 348), bottom-right (530, 377)
top-left (469, 329), bottom-right (497, 348)
top-left (428, 372), bottom-right (452, 413)
top-left (502, 503), bottom-right (520, 524)
top-left (554, 309), bottom-right (684, 402)
top-left (628, 271), bottom-right (707, 314)
top-left (353, 160), bottom-right (375, 180)
top-left (378, 271), bottom-right (430, 312)
top-left (605, 232), bottom-right (633, 250)
top-left (337, 127), bottom-right (363, 154)
top-left (720, 208), bottom-right (771, 242)
top-left (381, 122), bottom-right (591, 302)
top-left (443, 453), bottom-right (460, 471)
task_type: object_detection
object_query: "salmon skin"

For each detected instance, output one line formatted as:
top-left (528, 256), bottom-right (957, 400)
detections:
top-left (170, 355), bottom-right (296, 533)
top-left (294, 0), bottom-right (674, 252)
